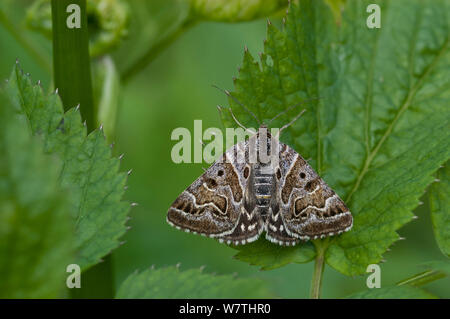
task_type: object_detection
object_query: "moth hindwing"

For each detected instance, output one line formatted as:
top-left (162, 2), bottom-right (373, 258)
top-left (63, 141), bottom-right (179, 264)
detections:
top-left (167, 127), bottom-right (353, 246)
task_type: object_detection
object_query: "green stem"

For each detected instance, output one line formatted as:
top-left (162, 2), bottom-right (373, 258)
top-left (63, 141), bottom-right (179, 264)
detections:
top-left (310, 241), bottom-right (327, 299)
top-left (0, 9), bottom-right (51, 73)
top-left (121, 19), bottom-right (195, 83)
top-left (51, 0), bottom-right (114, 298)
top-left (51, 0), bottom-right (94, 128)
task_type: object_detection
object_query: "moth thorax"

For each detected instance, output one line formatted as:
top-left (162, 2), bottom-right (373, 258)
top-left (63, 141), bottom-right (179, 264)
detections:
top-left (247, 126), bottom-right (279, 167)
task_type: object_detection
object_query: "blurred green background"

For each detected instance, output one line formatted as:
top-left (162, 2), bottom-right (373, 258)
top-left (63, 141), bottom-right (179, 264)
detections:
top-left (0, 0), bottom-right (448, 298)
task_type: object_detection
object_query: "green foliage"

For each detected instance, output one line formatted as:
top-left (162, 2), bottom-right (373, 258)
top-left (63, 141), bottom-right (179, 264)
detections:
top-left (116, 266), bottom-right (273, 298)
top-left (1, 0), bottom-right (448, 300)
top-left (429, 163), bottom-right (450, 257)
top-left (234, 238), bottom-right (315, 270)
top-left (346, 286), bottom-right (437, 299)
top-left (5, 64), bottom-right (130, 271)
top-left (0, 90), bottom-right (73, 298)
top-left (223, 0), bottom-right (450, 275)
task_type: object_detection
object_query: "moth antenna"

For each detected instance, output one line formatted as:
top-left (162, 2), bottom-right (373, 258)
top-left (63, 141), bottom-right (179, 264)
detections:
top-left (201, 167), bottom-right (207, 172)
top-left (223, 105), bottom-right (256, 135)
top-left (212, 84), bottom-right (260, 126)
top-left (267, 97), bottom-right (320, 125)
top-left (279, 109), bottom-right (307, 134)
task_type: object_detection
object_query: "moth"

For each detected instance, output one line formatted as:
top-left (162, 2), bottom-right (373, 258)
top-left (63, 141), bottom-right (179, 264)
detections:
top-left (167, 102), bottom-right (353, 246)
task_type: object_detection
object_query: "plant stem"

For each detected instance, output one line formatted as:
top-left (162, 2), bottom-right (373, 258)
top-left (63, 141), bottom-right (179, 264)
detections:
top-left (310, 241), bottom-right (327, 299)
top-left (0, 9), bottom-right (51, 73)
top-left (51, 0), bottom-right (114, 298)
top-left (51, 0), bottom-right (94, 128)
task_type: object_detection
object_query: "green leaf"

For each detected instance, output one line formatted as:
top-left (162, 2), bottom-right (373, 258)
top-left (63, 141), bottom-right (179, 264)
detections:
top-left (224, 0), bottom-right (450, 275)
top-left (429, 162), bottom-right (450, 257)
top-left (346, 286), bottom-right (437, 299)
top-left (234, 238), bottom-right (316, 270)
top-left (116, 266), bottom-right (273, 298)
top-left (0, 89), bottom-right (73, 298)
top-left (5, 63), bottom-right (130, 271)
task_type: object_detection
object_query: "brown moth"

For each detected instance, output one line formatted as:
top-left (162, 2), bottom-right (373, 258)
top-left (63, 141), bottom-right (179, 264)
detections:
top-left (167, 105), bottom-right (353, 246)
